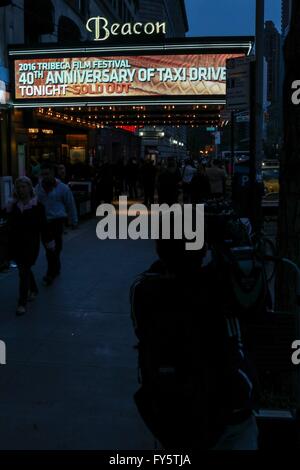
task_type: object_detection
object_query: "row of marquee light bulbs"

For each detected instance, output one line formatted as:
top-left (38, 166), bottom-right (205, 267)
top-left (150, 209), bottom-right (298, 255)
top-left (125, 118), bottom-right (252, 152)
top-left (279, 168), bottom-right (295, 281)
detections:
top-left (37, 106), bottom-right (221, 129)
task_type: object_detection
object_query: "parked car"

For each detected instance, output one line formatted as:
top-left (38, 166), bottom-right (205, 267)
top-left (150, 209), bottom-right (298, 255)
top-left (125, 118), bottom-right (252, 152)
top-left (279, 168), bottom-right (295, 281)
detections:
top-left (262, 162), bottom-right (280, 194)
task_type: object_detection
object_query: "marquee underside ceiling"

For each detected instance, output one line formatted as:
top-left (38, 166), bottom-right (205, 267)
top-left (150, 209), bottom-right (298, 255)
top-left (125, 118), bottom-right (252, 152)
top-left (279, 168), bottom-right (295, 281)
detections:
top-left (35, 103), bottom-right (224, 128)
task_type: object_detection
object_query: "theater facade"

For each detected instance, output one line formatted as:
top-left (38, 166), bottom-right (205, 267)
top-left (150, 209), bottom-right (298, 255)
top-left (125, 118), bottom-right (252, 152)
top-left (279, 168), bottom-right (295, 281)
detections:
top-left (2, 31), bottom-right (253, 193)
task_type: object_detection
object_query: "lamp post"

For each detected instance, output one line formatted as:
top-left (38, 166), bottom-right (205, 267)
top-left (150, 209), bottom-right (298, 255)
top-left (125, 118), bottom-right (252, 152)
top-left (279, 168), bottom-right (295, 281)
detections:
top-left (250, 0), bottom-right (264, 229)
top-left (255, 0), bottom-right (265, 168)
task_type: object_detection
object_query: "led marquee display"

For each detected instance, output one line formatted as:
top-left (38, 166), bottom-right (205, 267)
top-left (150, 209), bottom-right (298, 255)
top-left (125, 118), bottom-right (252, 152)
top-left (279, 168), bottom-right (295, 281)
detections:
top-left (13, 53), bottom-right (244, 101)
top-left (10, 37), bottom-right (253, 106)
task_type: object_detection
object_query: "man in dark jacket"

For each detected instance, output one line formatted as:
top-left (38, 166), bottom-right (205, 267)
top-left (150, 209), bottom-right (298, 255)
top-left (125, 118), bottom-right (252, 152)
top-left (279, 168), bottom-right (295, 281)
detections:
top-left (190, 164), bottom-right (211, 203)
top-left (130, 235), bottom-right (258, 450)
top-left (157, 158), bottom-right (181, 205)
top-left (125, 158), bottom-right (139, 200)
top-left (141, 159), bottom-right (156, 206)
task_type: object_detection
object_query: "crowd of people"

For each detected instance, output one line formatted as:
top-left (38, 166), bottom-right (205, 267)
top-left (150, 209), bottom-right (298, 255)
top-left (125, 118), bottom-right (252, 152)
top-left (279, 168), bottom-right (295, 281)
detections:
top-left (87, 157), bottom-right (159, 206)
top-left (93, 157), bottom-right (227, 206)
top-left (4, 155), bottom-right (229, 316)
top-left (29, 156), bottom-right (228, 206)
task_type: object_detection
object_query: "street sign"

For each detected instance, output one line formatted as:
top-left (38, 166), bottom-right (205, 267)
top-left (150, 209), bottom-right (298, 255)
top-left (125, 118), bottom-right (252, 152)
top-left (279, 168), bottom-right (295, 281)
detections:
top-left (226, 56), bottom-right (252, 111)
top-left (206, 127), bottom-right (216, 132)
top-left (220, 109), bottom-right (232, 121)
top-left (236, 112), bottom-right (250, 123)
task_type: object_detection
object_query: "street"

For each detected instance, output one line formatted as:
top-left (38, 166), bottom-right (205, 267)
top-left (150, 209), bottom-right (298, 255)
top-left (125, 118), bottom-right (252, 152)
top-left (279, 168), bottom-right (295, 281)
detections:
top-left (0, 219), bottom-right (156, 450)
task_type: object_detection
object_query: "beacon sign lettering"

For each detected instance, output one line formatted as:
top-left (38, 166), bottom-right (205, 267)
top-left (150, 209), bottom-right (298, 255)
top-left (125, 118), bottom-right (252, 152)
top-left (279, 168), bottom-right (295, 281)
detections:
top-left (86, 16), bottom-right (167, 41)
top-left (10, 38), bottom-right (253, 107)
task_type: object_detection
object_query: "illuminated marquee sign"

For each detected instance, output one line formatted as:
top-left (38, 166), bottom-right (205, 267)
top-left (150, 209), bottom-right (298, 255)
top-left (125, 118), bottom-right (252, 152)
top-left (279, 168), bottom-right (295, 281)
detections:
top-left (13, 54), bottom-right (244, 101)
top-left (10, 38), bottom-right (253, 107)
top-left (86, 17), bottom-right (166, 41)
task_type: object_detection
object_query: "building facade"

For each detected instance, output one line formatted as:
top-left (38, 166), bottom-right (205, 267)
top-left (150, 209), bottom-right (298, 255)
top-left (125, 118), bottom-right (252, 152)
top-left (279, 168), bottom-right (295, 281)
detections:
top-left (0, 0), bottom-right (24, 180)
top-left (281, 0), bottom-right (292, 37)
top-left (0, 1), bottom-right (93, 184)
top-left (264, 20), bottom-right (283, 156)
top-left (0, 0), bottom-right (189, 200)
top-left (0, 0), bottom-right (144, 190)
top-left (137, 0), bottom-right (187, 38)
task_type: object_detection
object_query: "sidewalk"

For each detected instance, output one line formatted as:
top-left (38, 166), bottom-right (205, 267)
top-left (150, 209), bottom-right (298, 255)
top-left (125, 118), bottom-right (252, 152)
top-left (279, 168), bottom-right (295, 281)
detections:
top-left (0, 219), bottom-right (156, 449)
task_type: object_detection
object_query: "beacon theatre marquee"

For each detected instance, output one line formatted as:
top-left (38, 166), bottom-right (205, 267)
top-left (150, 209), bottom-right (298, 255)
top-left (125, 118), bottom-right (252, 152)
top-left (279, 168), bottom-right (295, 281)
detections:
top-left (9, 36), bottom-right (253, 108)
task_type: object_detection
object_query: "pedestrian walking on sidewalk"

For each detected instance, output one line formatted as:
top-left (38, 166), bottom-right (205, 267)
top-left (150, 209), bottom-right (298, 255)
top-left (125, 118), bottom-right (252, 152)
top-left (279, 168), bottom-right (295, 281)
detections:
top-left (181, 159), bottom-right (197, 203)
top-left (190, 164), bottom-right (211, 204)
top-left (206, 159), bottom-right (227, 198)
top-left (95, 159), bottom-right (114, 204)
top-left (36, 162), bottom-right (78, 286)
top-left (157, 158), bottom-right (181, 205)
top-left (114, 159), bottom-right (125, 198)
top-left (141, 159), bottom-right (156, 206)
top-left (6, 177), bottom-right (50, 316)
top-left (56, 163), bottom-right (69, 184)
top-left (125, 158), bottom-right (139, 200)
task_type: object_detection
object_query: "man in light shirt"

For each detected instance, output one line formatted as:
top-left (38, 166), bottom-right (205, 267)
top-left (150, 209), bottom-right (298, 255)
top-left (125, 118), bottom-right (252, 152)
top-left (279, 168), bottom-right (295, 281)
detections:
top-left (36, 161), bottom-right (78, 285)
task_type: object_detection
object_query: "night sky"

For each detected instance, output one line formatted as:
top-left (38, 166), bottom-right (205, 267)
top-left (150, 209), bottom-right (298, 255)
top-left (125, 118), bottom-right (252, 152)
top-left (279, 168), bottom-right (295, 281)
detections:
top-left (186, 0), bottom-right (281, 36)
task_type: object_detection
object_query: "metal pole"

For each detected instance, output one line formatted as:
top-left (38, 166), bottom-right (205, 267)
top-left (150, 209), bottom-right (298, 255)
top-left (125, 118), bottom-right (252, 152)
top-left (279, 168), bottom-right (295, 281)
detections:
top-left (250, 0), bottom-right (264, 230)
top-left (230, 111), bottom-right (235, 177)
top-left (249, 61), bottom-right (256, 225)
top-left (255, 0), bottom-right (264, 167)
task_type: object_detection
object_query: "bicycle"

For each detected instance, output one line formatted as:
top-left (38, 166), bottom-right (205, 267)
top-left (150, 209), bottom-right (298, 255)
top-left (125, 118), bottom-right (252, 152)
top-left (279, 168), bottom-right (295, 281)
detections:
top-left (250, 230), bottom-right (277, 283)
